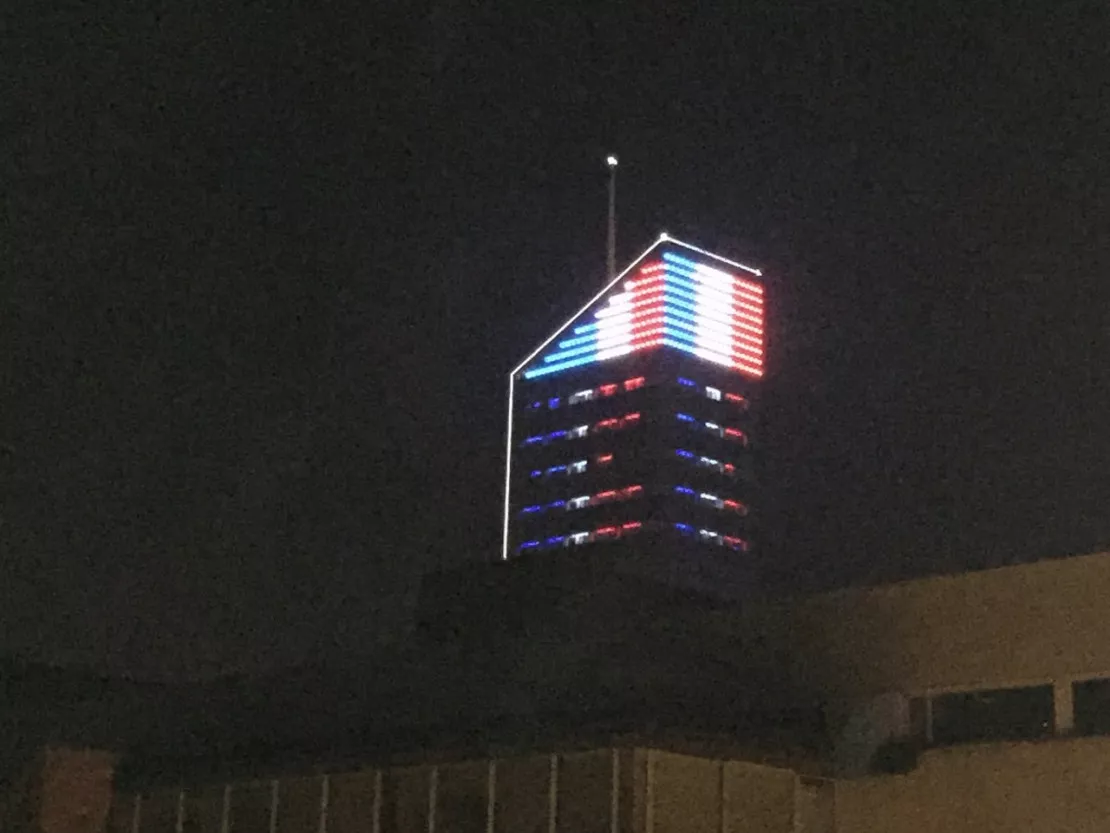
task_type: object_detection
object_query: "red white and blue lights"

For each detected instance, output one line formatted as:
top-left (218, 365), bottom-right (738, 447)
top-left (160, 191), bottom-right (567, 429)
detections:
top-left (522, 251), bottom-right (764, 380)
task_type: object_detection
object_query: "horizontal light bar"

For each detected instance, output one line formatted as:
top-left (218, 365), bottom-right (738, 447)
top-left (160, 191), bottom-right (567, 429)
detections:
top-left (662, 304), bottom-right (762, 346)
top-left (659, 325), bottom-right (764, 368)
top-left (657, 292), bottom-right (764, 335)
top-left (661, 261), bottom-right (764, 306)
top-left (557, 331), bottom-right (599, 349)
top-left (656, 281), bottom-right (763, 326)
top-left (659, 266), bottom-right (764, 310)
top-left (659, 315), bottom-right (765, 359)
top-left (662, 337), bottom-right (763, 377)
top-left (663, 252), bottom-right (763, 295)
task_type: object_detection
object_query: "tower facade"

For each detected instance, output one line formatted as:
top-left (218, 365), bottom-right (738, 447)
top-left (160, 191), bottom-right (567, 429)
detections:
top-left (502, 235), bottom-right (765, 588)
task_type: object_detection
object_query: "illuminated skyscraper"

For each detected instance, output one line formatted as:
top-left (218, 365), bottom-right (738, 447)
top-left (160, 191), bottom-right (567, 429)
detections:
top-left (502, 234), bottom-right (766, 587)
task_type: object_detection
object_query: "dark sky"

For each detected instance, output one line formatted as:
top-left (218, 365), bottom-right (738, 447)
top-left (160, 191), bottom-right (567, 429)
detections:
top-left (4, 2), bottom-right (1109, 679)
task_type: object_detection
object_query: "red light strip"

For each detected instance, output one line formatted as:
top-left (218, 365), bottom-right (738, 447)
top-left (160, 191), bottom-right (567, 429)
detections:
top-left (588, 484), bottom-right (644, 505)
top-left (628, 275), bottom-right (764, 319)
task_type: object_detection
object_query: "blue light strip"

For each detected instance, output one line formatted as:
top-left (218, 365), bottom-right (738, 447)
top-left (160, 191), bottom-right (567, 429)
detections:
top-left (524, 351), bottom-right (611, 379)
top-left (557, 332), bottom-right (599, 349)
top-left (660, 273), bottom-right (738, 306)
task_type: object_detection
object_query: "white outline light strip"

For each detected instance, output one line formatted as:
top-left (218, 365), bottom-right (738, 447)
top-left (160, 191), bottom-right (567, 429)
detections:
top-left (506, 233), bottom-right (766, 557)
top-left (502, 374), bottom-right (515, 559)
top-left (660, 237), bottom-right (762, 276)
top-left (511, 238), bottom-right (666, 376)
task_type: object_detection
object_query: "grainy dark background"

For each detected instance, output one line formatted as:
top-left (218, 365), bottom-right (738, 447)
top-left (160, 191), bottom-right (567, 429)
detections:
top-left (3, 2), bottom-right (1108, 679)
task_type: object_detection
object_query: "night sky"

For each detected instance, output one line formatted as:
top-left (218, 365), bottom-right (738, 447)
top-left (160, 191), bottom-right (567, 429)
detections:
top-left (4, 3), bottom-right (1109, 679)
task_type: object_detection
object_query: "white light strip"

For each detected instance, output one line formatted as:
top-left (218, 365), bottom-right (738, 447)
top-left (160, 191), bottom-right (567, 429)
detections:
top-left (512, 238), bottom-right (665, 375)
top-left (501, 374), bottom-right (515, 560)
top-left (661, 233), bottom-right (763, 276)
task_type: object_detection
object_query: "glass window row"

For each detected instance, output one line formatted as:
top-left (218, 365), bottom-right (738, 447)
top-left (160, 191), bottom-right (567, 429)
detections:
top-left (675, 412), bottom-right (748, 445)
top-left (519, 483), bottom-right (747, 519)
top-left (521, 412), bottom-right (640, 447)
top-left (676, 376), bottom-right (749, 409)
top-left (529, 453), bottom-right (614, 481)
top-left (524, 375), bottom-right (748, 414)
top-left (525, 376), bottom-right (646, 412)
top-left (674, 448), bottom-right (740, 478)
top-left (516, 519), bottom-right (748, 555)
top-left (520, 484), bottom-right (644, 516)
top-left (672, 485), bottom-right (748, 515)
top-left (521, 410), bottom-right (747, 450)
top-left (906, 678), bottom-right (1110, 748)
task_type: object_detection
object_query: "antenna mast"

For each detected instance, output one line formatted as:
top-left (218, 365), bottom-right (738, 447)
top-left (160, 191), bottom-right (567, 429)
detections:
top-left (606, 155), bottom-right (618, 278)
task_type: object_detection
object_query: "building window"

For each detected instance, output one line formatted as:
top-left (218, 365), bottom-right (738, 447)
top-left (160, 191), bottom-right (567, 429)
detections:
top-left (673, 523), bottom-right (748, 551)
top-left (672, 485), bottom-right (748, 515)
top-left (520, 485), bottom-right (644, 517)
top-left (930, 686), bottom-right (1054, 746)
top-left (1074, 678), bottom-right (1110, 736)
top-left (521, 415), bottom-right (641, 448)
top-left (516, 520), bottom-right (643, 554)
top-left (676, 414), bottom-right (748, 445)
top-left (676, 377), bottom-right (747, 408)
top-left (674, 449), bottom-right (740, 478)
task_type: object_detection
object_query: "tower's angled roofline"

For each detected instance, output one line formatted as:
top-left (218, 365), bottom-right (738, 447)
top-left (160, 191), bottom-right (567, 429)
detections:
top-left (511, 234), bottom-right (762, 377)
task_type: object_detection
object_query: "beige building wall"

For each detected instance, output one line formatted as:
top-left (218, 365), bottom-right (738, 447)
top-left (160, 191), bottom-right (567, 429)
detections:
top-left (109, 748), bottom-right (820, 833)
top-left (708, 551), bottom-right (1110, 728)
top-left (836, 735), bottom-right (1110, 833)
top-left (37, 749), bottom-right (116, 833)
top-left (651, 751), bottom-right (807, 833)
top-left (104, 551), bottom-right (1110, 833)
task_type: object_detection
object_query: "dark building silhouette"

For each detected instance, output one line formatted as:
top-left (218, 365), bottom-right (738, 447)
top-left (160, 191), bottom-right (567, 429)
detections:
top-left (501, 235), bottom-right (765, 596)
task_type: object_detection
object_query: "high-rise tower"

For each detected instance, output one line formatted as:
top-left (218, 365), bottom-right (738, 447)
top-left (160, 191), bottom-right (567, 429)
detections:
top-left (501, 235), bottom-right (766, 592)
